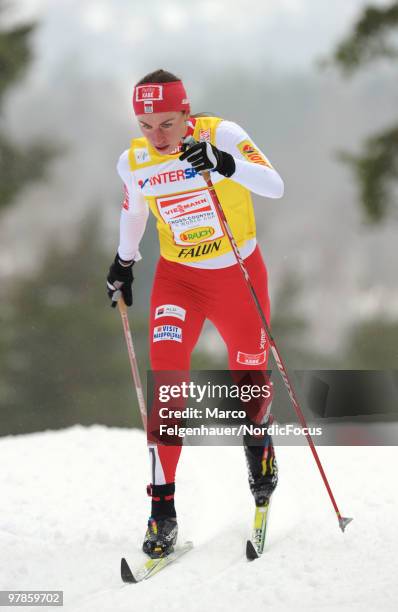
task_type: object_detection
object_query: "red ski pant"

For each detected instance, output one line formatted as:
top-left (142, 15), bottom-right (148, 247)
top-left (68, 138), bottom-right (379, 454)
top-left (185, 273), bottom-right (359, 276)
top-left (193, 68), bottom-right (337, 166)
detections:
top-left (148, 245), bottom-right (271, 485)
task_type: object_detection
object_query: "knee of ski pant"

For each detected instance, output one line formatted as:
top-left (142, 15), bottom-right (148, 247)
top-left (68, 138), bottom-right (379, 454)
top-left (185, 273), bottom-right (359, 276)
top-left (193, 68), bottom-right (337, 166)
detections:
top-left (150, 324), bottom-right (192, 370)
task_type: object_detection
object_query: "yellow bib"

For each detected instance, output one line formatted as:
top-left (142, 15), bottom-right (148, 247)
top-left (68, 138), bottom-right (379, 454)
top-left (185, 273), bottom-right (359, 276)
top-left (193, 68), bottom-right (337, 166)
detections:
top-left (128, 116), bottom-right (256, 263)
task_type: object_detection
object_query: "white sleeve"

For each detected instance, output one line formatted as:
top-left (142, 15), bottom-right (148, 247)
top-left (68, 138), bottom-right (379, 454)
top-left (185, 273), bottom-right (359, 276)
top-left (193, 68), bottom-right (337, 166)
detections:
top-left (116, 151), bottom-right (149, 262)
top-left (215, 120), bottom-right (284, 199)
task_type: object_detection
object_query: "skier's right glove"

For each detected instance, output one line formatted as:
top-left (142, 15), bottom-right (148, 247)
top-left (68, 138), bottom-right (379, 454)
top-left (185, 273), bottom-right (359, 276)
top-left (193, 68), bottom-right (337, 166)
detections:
top-left (107, 253), bottom-right (134, 308)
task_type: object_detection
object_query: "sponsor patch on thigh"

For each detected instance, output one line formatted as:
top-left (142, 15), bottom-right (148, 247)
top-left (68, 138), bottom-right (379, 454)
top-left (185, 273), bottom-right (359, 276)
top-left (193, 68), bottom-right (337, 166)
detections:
top-left (155, 304), bottom-right (186, 321)
top-left (153, 325), bottom-right (183, 343)
top-left (236, 350), bottom-right (266, 366)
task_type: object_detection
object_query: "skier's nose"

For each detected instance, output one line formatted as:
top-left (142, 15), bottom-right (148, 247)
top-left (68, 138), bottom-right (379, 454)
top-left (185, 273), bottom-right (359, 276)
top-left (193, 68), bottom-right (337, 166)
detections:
top-left (152, 128), bottom-right (166, 146)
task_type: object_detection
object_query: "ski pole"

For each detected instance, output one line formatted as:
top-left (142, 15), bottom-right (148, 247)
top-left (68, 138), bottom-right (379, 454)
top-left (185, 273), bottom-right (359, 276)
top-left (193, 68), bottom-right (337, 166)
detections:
top-left (114, 292), bottom-right (147, 431)
top-left (189, 150), bottom-right (352, 532)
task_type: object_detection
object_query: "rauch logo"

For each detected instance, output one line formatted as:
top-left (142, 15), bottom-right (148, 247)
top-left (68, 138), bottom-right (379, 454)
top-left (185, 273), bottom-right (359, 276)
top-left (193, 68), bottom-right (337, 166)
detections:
top-left (179, 227), bottom-right (215, 243)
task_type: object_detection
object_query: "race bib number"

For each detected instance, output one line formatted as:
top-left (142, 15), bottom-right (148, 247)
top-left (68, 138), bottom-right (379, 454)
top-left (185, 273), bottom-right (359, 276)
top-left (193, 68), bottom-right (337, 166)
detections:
top-left (156, 188), bottom-right (225, 246)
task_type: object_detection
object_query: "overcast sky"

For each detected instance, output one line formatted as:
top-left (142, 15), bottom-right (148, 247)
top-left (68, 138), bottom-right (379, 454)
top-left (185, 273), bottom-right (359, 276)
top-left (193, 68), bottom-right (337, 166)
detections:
top-left (5, 0), bottom-right (393, 86)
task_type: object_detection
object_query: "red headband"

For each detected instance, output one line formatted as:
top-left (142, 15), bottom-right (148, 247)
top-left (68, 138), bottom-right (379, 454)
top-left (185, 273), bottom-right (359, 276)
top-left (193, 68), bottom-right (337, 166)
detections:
top-left (132, 81), bottom-right (190, 115)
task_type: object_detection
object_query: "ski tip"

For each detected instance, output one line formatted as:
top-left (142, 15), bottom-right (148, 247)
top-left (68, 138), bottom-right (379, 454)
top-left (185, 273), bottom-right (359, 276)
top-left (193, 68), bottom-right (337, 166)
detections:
top-left (339, 516), bottom-right (353, 532)
top-left (246, 540), bottom-right (259, 561)
top-left (121, 557), bottom-right (137, 583)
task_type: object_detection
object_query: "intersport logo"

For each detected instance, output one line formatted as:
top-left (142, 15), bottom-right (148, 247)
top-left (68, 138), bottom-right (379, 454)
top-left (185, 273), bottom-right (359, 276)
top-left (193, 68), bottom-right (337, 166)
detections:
top-left (138, 167), bottom-right (198, 189)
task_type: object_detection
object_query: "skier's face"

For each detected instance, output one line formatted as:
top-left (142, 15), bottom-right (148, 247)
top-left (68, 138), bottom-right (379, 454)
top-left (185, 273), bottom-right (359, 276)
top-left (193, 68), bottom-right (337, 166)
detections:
top-left (137, 111), bottom-right (189, 155)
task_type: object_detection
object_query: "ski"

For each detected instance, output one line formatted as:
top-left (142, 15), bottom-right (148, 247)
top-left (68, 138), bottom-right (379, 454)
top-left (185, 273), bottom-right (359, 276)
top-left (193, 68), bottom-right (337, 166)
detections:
top-left (246, 501), bottom-right (271, 561)
top-left (121, 541), bottom-right (193, 583)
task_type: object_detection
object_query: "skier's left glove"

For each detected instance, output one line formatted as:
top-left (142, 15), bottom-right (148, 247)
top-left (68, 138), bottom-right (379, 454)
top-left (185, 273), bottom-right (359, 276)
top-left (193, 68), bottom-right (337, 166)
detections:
top-left (107, 253), bottom-right (134, 308)
top-left (179, 141), bottom-right (236, 177)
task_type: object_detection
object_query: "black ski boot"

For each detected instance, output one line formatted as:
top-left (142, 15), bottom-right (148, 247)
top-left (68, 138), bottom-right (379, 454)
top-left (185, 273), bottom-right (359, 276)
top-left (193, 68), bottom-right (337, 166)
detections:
top-left (142, 517), bottom-right (178, 558)
top-left (244, 432), bottom-right (278, 506)
top-left (143, 482), bottom-right (178, 558)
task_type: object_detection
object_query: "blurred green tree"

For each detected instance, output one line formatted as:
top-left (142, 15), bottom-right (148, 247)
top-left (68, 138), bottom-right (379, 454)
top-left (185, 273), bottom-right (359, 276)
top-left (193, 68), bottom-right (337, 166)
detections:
top-left (271, 271), bottom-right (329, 369)
top-left (0, 0), bottom-right (55, 210)
top-left (0, 213), bottom-right (148, 434)
top-left (0, 211), bottom-right (223, 436)
top-left (342, 317), bottom-right (398, 368)
top-left (331, 1), bottom-right (398, 222)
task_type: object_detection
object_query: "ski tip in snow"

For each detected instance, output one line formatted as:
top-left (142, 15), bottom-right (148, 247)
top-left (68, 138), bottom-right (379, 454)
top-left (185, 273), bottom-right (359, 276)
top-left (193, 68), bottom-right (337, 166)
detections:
top-left (121, 541), bottom-right (194, 584)
top-left (121, 557), bottom-right (136, 583)
top-left (246, 540), bottom-right (259, 561)
top-left (339, 516), bottom-right (353, 532)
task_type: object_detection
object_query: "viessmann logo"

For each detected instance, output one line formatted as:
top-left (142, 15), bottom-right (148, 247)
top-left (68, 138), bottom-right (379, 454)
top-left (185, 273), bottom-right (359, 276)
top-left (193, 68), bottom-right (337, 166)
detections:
top-left (179, 226), bottom-right (215, 243)
top-left (138, 167), bottom-right (198, 189)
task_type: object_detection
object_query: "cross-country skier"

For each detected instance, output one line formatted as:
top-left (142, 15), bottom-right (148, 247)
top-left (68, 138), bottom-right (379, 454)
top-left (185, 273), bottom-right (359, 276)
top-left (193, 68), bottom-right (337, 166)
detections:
top-left (107, 69), bottom-right (283, 558)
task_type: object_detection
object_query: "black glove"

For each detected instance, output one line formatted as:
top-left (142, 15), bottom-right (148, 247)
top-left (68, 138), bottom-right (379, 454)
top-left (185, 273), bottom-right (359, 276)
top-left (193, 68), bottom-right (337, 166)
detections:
top-left (179, 141), bottom-right (236, 177)
top-left (107, 253), bottom-right (134, 308)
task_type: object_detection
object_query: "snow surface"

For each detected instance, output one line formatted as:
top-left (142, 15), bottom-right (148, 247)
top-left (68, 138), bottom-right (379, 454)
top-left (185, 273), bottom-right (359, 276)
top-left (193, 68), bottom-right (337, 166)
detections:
top-left (1, 426), bottom-right (397, 612)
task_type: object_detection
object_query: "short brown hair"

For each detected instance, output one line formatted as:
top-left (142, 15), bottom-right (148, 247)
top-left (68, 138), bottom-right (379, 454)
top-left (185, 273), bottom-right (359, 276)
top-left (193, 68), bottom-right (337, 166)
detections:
top-left (136, 69), bottom-right (181, 85)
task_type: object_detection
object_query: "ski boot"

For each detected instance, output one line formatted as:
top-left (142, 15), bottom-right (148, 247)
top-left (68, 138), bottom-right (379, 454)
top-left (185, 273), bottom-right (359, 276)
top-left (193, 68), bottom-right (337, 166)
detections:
top-left (244, 432), bottom-right (278, 506)
top-left (244, 432), bottom-right (278, 557)
top-left (142, 517), bottom-right (178, 559)
top-left (143, 482), bottom-right (178, 558)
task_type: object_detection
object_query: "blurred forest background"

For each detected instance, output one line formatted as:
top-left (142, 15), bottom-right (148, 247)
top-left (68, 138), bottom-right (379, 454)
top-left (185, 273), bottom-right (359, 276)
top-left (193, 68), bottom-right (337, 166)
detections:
top-left (0, 0), bottom-right (397, 435)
